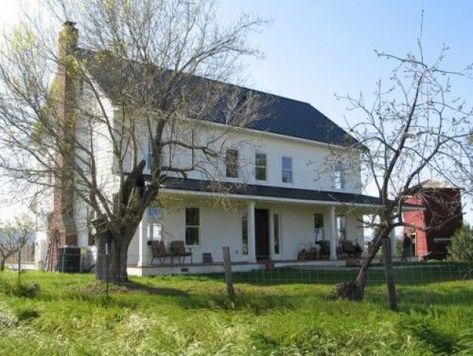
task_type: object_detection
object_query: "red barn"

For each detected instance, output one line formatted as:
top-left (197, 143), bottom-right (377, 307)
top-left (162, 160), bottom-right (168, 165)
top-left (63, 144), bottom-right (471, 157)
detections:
top-left (403, 180), bottom-right (463, 260)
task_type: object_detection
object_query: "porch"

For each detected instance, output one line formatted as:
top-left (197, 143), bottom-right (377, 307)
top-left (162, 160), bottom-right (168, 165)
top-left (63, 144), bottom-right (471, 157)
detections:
top-left (128, 189), bottom-right (390, 275)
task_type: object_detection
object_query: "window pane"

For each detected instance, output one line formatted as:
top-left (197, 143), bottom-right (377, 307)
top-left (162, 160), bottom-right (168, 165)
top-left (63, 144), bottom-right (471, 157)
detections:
top-left (185, 227), bottom-right (199, 245)
top-left (255, 153), bottom-right (267, 181)
top-left (255, 167), bottom-right (266, 181)
top-left (333, 166), bottom-right (344, 189)
top-left (256, 153), bottom-right (266, 166)
top-left (226, 149), bottom-right (239, 178)
top-left (282, 156), bottom-right (292, 170)
top-left (282, 170), bottom-right (292, 183)
top-left (273, 213), bottom-right (280, 254)
top-left (282, 157), bottom-right (293, 183)
top-left (242, 213), bottom-right (248, 255)
top-left (185, 208), bottom-right (199, 226)
top-left (337, 215), bottom-right (346, 240)
top-left (314, 214), bottom-right (324, 229)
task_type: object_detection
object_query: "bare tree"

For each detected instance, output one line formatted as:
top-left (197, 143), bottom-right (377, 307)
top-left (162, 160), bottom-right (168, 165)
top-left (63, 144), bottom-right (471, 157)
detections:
top-left (0, 0), bottom-right (265, 283)
top-left (0, 216), bottom-right (34, 271)
top-left (334, 40), bottom-right (473, 310)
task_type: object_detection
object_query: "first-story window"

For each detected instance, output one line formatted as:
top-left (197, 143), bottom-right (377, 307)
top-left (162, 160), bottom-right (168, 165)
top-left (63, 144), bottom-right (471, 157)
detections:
top-left (255, 153), bottom-right (267, 181)
top-left (241, 212), bottom-right (248, 255)
top-left (148, 207), bottom-right (163, 241)
top-left (273, 213), bottom-right (280, 255)
top-left (185, 207), bottom-right (200, 245)
top-left (336, 215), bottom-right (346, 240)
top-left (314, 213), bottom-right (324, 241)
top-left (226, 149), bottom-right (239, 178)
top-left (281, 156), bottom-right (293, 183)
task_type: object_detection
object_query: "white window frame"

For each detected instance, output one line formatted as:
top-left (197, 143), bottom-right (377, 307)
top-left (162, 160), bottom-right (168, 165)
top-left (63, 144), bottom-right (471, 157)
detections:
top-left (332, 164), bottom-right (344, 190)
top-left (255, 152), bottom-right (267, 181)
top-left (147, 207), bottom-right (164, 241)
top-left (281, 156), bottom-right (293, 184)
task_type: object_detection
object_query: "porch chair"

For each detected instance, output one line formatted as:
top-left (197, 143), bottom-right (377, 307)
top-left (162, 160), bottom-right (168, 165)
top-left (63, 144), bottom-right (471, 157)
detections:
top-left (170, 240), bottom-right (192, 265)
top-left (150, 240), bottom-right (171, 265)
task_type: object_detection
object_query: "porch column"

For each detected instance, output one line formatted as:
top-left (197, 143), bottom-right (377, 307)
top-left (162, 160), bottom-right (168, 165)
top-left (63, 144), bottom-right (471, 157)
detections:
top-left (329, 206), bottom-right (337, 260)
top-left (247, 201), bottom-right (256, 262)
top-left (390, 228), bottom-right (397, 257)
top-left (137, 209), bottom-right (148, 267)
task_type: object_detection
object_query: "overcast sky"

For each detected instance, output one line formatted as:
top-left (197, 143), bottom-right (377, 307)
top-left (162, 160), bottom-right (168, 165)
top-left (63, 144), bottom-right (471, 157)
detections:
top-left (0, 0), bottom-right (472, 224)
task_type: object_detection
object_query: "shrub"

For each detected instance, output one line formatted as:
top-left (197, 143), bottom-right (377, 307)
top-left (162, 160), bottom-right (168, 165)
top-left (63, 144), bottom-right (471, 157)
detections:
top-left (448, 224), bottom-right (473, 261)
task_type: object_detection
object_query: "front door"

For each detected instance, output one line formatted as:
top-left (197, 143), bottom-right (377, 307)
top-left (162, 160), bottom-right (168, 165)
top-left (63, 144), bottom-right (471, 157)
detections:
top-left (255, 209), bottom-right (270, 260)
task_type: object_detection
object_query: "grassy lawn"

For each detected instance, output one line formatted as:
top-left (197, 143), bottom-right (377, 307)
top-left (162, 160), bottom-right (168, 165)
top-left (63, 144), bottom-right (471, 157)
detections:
top-left (1, 264), bottom-right (473, 355)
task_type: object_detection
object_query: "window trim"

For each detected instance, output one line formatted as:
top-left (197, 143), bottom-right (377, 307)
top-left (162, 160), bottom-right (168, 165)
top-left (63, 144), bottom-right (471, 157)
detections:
top-left (255, 152), bottom-right (267, 181)
top-left (281, 156), bottom-right (293, 184)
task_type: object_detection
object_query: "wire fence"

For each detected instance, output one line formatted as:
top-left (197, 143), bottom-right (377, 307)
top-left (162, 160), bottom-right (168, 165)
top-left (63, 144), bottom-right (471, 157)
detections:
top-left (27, 247), bottom-right (473, 292)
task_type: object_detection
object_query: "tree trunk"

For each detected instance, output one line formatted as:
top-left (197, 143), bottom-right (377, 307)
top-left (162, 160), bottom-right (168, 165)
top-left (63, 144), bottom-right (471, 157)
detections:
top-left (382, 237), bottom-right (398, 311)
top-left (337, 231), bottom-right (384, 301)
top-left (95, 231), bottom-right (133, 284)
top-left (0, 258), bottom-right (5, 271)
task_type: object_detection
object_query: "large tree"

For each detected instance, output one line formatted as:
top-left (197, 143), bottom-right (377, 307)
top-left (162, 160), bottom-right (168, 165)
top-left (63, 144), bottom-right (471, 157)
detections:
top-left (335, 41), bottom-right (473, 310)
top-left (0, 0), bottom-right (264, 283)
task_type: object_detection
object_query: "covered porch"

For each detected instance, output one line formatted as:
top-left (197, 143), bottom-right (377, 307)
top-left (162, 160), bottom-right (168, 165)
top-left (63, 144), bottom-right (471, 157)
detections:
top-left (128, 182), bottom-right (390, 275)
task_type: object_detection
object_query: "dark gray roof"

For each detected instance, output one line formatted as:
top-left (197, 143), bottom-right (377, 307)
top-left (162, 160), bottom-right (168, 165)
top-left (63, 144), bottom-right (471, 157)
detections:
top-left (159, 177), bottom-right (382, 206)
top-left (77, 48), bottom-right (359, 147)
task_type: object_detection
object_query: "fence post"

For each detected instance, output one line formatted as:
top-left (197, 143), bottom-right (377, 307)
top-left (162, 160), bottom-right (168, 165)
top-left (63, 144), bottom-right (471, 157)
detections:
top-left (222, 246), bottom-right (235, 297)
top-left (382, 237), bottom-right (398, 311)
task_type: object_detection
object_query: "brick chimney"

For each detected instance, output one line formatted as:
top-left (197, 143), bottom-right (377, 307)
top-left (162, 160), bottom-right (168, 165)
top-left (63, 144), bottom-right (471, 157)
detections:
top-left (51, 21), bottom-right (79, 257)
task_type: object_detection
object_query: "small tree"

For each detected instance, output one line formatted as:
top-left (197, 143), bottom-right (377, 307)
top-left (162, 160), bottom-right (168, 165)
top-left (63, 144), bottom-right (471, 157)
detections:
top-left (0, 217), bottom-right (34, 271)
top-left (448, 224), bottom-right (473, 261)
top-left (334, 37), bottom-right (473, 310)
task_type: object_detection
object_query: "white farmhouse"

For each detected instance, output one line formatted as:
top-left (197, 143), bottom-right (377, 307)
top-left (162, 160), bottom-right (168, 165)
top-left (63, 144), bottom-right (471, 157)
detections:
top-left (35, 22), bottom-right (382, 275)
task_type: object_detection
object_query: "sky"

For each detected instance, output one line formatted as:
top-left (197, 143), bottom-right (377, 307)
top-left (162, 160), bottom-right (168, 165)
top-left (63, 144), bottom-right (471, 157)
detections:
top-left (0, 0), bottom-right (472, 223)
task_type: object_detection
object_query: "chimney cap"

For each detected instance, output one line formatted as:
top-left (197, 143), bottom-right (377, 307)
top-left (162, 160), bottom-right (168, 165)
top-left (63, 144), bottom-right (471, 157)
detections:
top-left (63, 20), bottom-right (76, 28)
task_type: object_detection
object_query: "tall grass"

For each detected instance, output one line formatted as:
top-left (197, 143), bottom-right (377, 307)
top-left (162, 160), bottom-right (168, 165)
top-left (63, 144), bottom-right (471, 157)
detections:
top-left (0, 266), bottom-right (472, 355)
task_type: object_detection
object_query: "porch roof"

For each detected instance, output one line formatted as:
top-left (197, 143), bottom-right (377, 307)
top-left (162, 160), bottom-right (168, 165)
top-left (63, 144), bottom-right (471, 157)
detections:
top-left (159, 177), bottom-right (382, 207)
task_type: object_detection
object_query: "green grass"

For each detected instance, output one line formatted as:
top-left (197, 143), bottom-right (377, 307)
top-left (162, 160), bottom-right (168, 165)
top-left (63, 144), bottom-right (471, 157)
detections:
top-left (1, 264), bottom-right (473, 355)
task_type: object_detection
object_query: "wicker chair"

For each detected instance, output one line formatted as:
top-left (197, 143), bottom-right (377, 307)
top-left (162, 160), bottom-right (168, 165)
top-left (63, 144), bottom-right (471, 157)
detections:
top-left (150, 241), bottom-right (171, 265)
top-left (170, 241), bottom-right (192, 265)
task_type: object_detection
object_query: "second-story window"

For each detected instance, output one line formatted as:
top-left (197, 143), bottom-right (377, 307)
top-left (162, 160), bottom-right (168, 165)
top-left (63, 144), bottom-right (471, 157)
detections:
top-left (147, 140), bottom-right (165, 170)
top-left (332, 165), bottom-right (344, 189)
top-left (226, 149), bottom-right (239, 178)
top-left (281, 156), bottom-right (293, 183)
top-left (255, 153), bottom-right (267, 181)
top-left (147, 140), bottom-right (154, 169)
